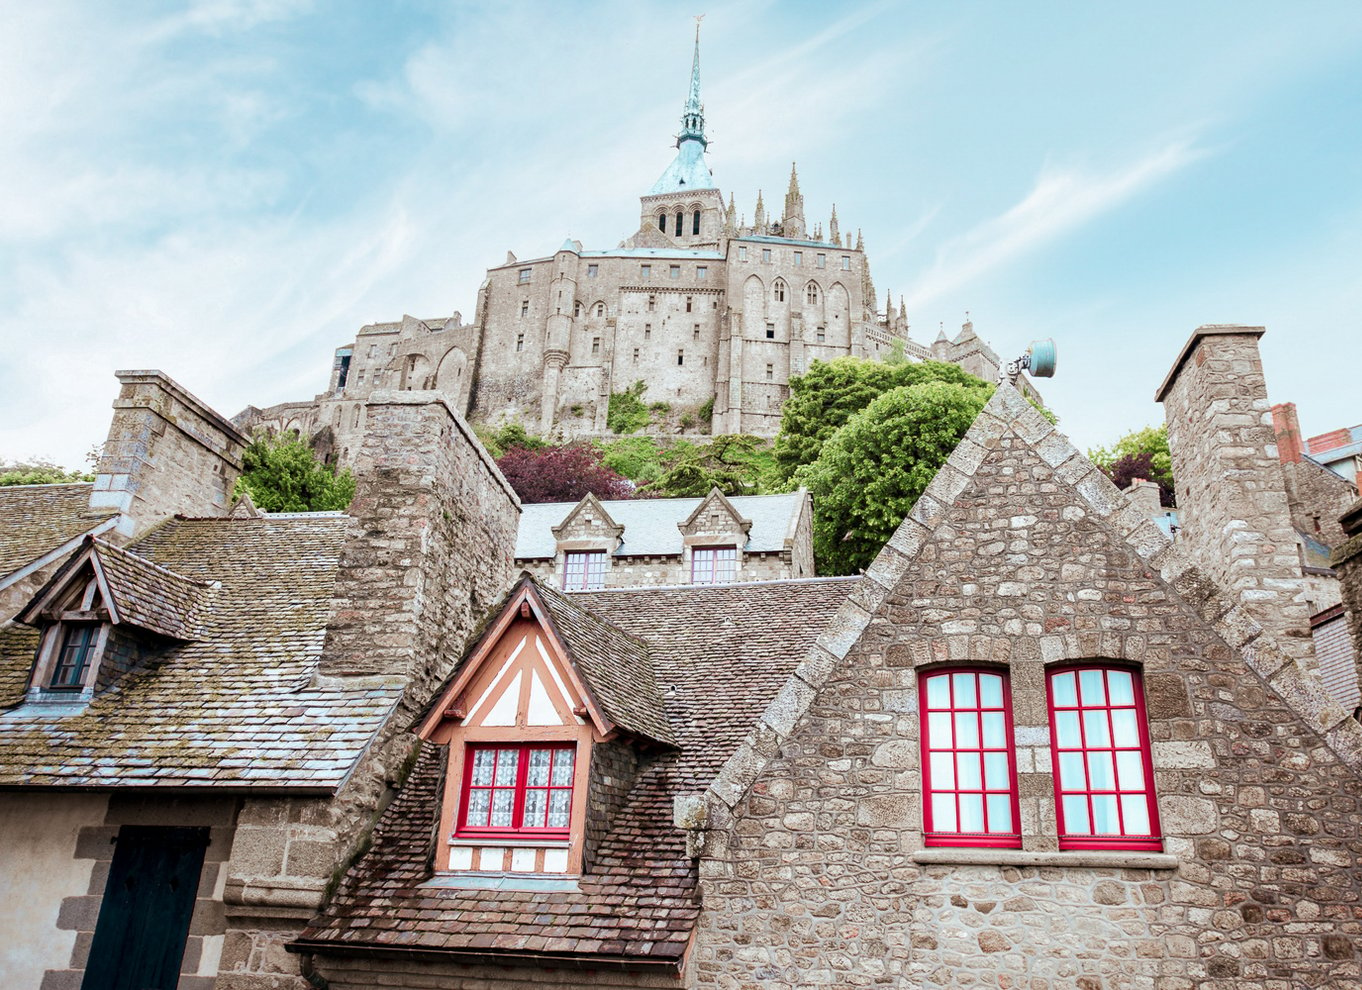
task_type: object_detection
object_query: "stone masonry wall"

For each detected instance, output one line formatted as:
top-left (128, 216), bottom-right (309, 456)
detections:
top-left (1283, 457), bottom-right (1358, 550)
top-left (692, 402), bottom-right (1362, 989)
top-left (583, 740), bottom-right (641, 875)
top-left (1157, 327), bottom-right (1313, 659)
top-left (90, 371), bottom-right (246, 540)
top-left (219, 392), bottom-right (520, 989)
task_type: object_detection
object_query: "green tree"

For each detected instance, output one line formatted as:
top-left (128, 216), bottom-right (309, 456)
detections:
top-left (235, 432), bottom-right (356, 512)
top-left (774, 358), bottom-right (990, 482)
top-left (646, 435), bottom-right (775, 498)
top-left (1089, 425), bottom-right (1174, 506)
top-left (606, 381), bottom-right (651, 434)
top-left (0, 460), bottom-right (94, 486)
top-left (794, 381), bottom-right (992, 575)
top-left (477, 421), bottom-right (547, 459)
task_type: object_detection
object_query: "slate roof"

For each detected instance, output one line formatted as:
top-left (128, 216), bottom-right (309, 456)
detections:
top-left (516, 492), bottom-right (804, 559)
top-left (298, 576), bottom-right (859, 966)
top-left (532, 581), bottom-right (674, 747)
top-left (0, 514), bottom-right (405, 790)
top-left (0, 483), bottom-right (111, 577)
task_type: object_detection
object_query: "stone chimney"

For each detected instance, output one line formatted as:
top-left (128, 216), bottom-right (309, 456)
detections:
top-left (317, 391), bottom-right (520, 710)
top-left (1155, 326), bottom-right (1312, 656)
top-left (1124, 478), bottom-right (1163, 517)
top-left (1271, 402), bottom-right (1304, 465)
top-left (90, 370), bottom-right (247, 539)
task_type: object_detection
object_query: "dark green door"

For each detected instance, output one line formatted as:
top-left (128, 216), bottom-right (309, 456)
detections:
top-left (81, 826), bottom-right (209, 990)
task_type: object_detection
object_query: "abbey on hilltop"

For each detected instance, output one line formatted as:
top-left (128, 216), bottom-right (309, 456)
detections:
top-left (237, 27), bottom-right (1009, 460)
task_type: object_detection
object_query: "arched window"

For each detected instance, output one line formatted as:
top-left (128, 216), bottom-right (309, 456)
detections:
top-left (657, 214), bottom-right (666, 231)
top-left (806, 283), bottom-right (819, 305)
top-left (693, 210), bottom-right (701, 235)
top-left (773, 280), bottom-right (786, 303)
top-left (675, 211), bottom-right (684, 236)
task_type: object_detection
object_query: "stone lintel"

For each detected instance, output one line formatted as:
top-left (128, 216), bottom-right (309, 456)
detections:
top-left (1154, 325), bottom-right (1267, 403)
top-left (911, 848), bottom-right (1179, 871)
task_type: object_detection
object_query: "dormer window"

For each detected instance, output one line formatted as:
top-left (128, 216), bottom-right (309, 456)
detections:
top-left (691, 546), bottom-right (737, 585)
top-left (459, 744), bottom-right (576, 839)
top-left (50, 623), bottom-right (100, 689)
top-left (563, 550), bottom-right (606, 591)
top-left (28, 576), bottom-right (110, 695)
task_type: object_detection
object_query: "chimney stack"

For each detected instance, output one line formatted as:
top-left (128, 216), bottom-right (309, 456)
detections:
top-left (1155, 326), bottom-right (1311, 658)
top-left (1271, 402), bottom-right (1304, 465)
top-left (1124, 478), bottom-right (1163, 517)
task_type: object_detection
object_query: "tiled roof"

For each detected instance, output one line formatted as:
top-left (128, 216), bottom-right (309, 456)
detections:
top-left (299, 576), bottom-right (859, 964)
top-left (88, 538), bottom-right (212, 640)
top-left (0, 483), bottom-right (111, 577)
top-left (532, 581), bottom-right (674, 747)
top-left (516, 492), bottom-right (804, 559)
top-left (0, 515), bottom-right (404, 789)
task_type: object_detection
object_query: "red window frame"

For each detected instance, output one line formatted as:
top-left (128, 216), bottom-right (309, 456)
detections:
top-left (1047, 665), bottom-right (1161, 851)
top-left (457, 743), bottom-right (576, 839)
top-left (919, 667), bottom-right (1021, 848)
top-left (691, 545), bottom-right (737, 585)
top-left (562, 551), bottom-right (606, 591)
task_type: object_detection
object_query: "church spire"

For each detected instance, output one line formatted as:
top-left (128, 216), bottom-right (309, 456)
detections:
top-left (782, 161), bottom-right (806, 238)
top-left (678, 17), bottom-right (707, 150)
top-left (754, 189), bottom-right (766, 229)
top-left (829, 203), bottom-right (840, 246)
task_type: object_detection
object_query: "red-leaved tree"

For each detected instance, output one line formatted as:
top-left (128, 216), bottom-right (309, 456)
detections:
top-left (495, 442), bottom-right (635, 504)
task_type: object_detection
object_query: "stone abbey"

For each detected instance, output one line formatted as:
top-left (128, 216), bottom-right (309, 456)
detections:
top-left (238, 28), bottom-right (1009, 461)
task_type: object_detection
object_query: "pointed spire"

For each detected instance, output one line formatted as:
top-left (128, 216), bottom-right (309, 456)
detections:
top-left (856, 228), bottom-right (865, 252)
top-left (899, 296), bottom-right (907, 321)
top-left (884, 288), bottom-right (893, 317)
top-left (724, 192), bottom-right (737, 235)
top-left (678, 17), bottom-right (707, 150)
top-left (754, 189), bottom-right (766, 229)
top-left (782, 161), bottom-right (806, 238)
top-left (829, 204), bottom-right (840, 246)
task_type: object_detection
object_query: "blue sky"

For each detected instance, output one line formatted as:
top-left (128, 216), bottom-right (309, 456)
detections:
top-left (3, 0), bottom-right (1361, 470)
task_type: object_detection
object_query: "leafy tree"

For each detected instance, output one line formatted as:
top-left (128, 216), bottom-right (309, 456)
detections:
top-left (645, 434), bottom-right (776, 498)
top-left (794, 381), bottom-right (992, 575)
top-left (235, 432), bottom-right (356, 512)
top-left (598, 436), bottom-right (670, 485)
top-left (496, 443), bottom-right (635, 504)
top-left (477, 421), bottom-right (548, 459)
top-left (1089, 425), bottom-right (1174, 506)
top-left (0, 460), bottom-right (94, 486)
top-left (774, 358), bottom-right (991, 482)
top-left (607, 381), bottom-right (651, 434)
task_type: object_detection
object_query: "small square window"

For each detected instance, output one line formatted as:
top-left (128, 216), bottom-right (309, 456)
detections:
top-left (520, 300), bottom-right (529, 317)
top-left (686, 296), bottom-right (693, 313)
top-left (644, 324), bottom-right (652, 339)
top-left (766, 324), bottom-right (775, 339)
top-left (677, 350), bottom-right (685, 366)
top-left (693, 325), bottom-right (700, 339)
top-left (641, 264), bottom-right (651, 278)
top-left (738, 246), bottom-right (748, 261)
top-left (816, 329), bottom-right (826, 343)
top-left (669, 265), bottom-right (681, 279)
top-left (697, 266), bottom-right (708, 279)
top-left (587, 264), bottom-right (599, 277)
top-left (691, 546), bottom-right (737, 585)
top-left (793, 251), bottom-right (802, 266)
top-left (518, 268), bottom-right (532, 284)
top-left (563, 551), bottom-right (606, 591)
top-left (591, 338), bottom-right (600, 355)
top-left (841, 256), bottom-right (851, 270)
top-left (647, 295), bottom-right (656, 312)
top-left (765, 363), bottom-right (774, 381)
top-left (761, 249), bottom-right (772, 263)
top-left (632, 347), bottom-right (639, 362)
top-left (516, 333), bottom-right (524, 352)
top-left (816, 253), bottom-right (826, 268)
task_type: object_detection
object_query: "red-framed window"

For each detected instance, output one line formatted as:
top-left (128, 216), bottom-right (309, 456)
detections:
top-left (919, 668), bottom-right (1021, 848)
top-left (563, 551), bottom-right (606, 591)
top-left (1047, 666), bottom-right (1161, 851)
top-left (457, 744), bottom-right (576, 838)
top-left (691, 546), bottom-right (737, 585)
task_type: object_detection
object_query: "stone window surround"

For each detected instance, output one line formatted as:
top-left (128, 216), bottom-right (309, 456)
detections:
top-left (561, 549), bottom-right (608, 591)
top-left (680, 534), bottom-right (744, 585)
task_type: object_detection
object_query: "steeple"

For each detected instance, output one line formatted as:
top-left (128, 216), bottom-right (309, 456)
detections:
top-left (724, 192), bottom-right (737, 235)
top-left (856, 228), bottom-right (865, 252)
top-left (829, 204), bottom-right (840, 246)
top-left (782, 162), bottom-right (806, 238)
top-left (754, 190), bottom-right (766, 230)
top-left (678, 18), bottom-right (707, 150)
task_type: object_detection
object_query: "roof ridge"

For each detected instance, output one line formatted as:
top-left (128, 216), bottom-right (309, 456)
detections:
top-left (571, 574), bottom-right (860, 594)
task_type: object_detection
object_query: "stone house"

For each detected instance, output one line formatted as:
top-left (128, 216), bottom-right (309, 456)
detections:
top-left (515, 489), bottom-right (814, 590)
top-left (4, 322), bottom-right (1362, 989)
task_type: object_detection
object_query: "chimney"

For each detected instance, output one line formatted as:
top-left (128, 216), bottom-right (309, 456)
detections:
top-left (1124, 478), bottom-right (1163, 517)
top-left (90, 370), bottom-right (247, 539)
top-left (317, 391), bottom-right (520, 709)
top-left (1155, 326), bottom-right (1311, 657)
top-left (1271, 402), bottom-right (1304, 465)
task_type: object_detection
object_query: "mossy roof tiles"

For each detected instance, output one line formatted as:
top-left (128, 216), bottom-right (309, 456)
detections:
top-left (0, 483), bottom-right (110, 575)
top-left (0, 514), bottom-right (403, 790)
top-left (300, 576), bottom-right (859, 965)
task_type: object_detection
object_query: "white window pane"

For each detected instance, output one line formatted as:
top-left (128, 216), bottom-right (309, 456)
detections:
top-left (956, 753), bottom-right (982, 790)
top-left (551, 749), bottom-right (575, 786)
top-left (959, 794), bottom-right (984, 833)
top-left (984, 752), bottom-right (1010, 789)
top-left (1058, 752), bottom-right (1087, 791)
top-left (491, 788), bottom-right (515, 827)
top-left (527, 749), bottom-right (551, 787)
top-left (952, 672), bottom-right (977, 708)
top-left (523, 788), bottom-right (547, 827)
top-left (981, 712), bottom-right (1006, 748)
top-left (1091, 794), bottom-right (1121, 834)
top-left (466, 788), bottom-right (490, 826)
top-left (1051, 671), bottom-right (1077, 707)
top-left (931, 793), bottom-right (957, 832)
top-left (930, 751), bottom-right (955, 790)
top-left (1107, 670), bottom-right (1135, 706)
top-left (1111, 710), bottom-right (1140, 748)
top-left (954, 712), bottom-right (980, 749)
top-left (926, 674), bottom-right (950, 710)
top-left (1088, 751), bottom-right (1116, 790)
top-left (979, 673), bottom-right (1003, 708)
top-left (494, 748), bottom-right (520, 786)
top-left (1116, 751), bottom-right (1145, 790)
top-left (986, 794), bottom-right (1013, 833)
top-left (1063, 795), bottom-right (1090, 833)
top-left (471, 749), bottom-right (496, 786)
top-left (1083, 709), bottom-right (1111, 748)
top-left (1079, 669), bottom-right (1107, 706)
top-left (548, 789), bottom-right (572, 828)
top-left (1055, 711), bottom-right (1082, 748)
top-left (1121, 794), bottom-right (1151, 835)
top-left (928, 712), bottom-right (953, 748)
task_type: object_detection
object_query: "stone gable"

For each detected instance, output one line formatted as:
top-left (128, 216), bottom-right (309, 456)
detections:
top-left (690, 384), bottom-right (1362, 989)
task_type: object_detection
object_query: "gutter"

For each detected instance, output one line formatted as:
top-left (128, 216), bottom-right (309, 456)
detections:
top-left (286, 938), bottom-right (685, 974)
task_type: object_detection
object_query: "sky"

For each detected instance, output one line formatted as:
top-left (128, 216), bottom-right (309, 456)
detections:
top-left (3, 0), bottom-right (1361, 471)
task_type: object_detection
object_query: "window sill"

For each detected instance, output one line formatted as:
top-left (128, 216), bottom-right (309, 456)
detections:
top-left (911, 848), bottom-right (1178, 871)
top-left (449, 837), bottom-right (570, 849)
top-left (425, 872), bottom-right (580, 893)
